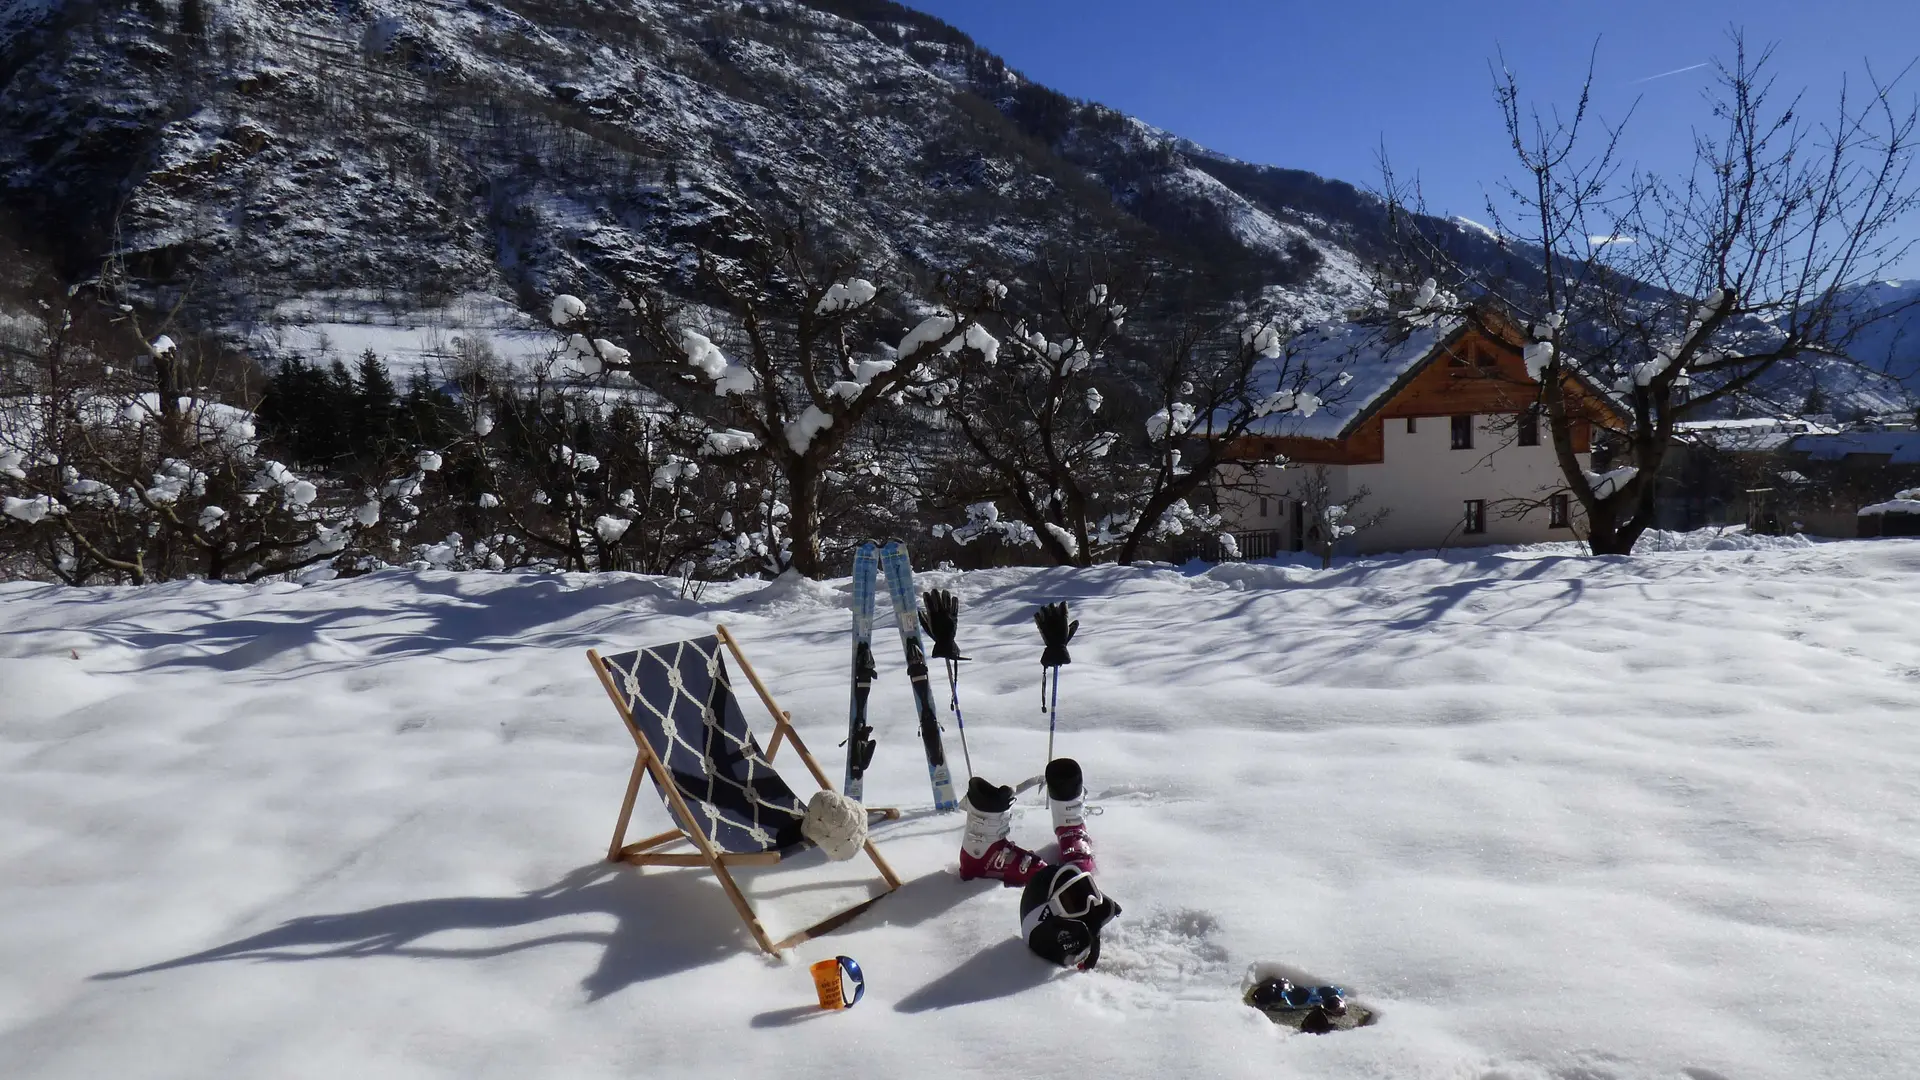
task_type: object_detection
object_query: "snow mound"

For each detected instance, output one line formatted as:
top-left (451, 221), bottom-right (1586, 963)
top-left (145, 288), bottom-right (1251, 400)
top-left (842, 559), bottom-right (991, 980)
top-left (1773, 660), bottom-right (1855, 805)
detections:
top-left (1630, 527), bottom-right (1816, 553)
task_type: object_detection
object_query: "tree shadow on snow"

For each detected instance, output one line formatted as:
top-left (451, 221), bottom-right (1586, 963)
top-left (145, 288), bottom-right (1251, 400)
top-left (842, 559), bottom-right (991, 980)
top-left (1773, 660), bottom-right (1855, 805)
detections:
top-left (39, 573), bottom-right (714, 673)
top-left (892, 938), bottom-right (1057, 1013)
top-left (91, 863), bottom-right (772, 1000)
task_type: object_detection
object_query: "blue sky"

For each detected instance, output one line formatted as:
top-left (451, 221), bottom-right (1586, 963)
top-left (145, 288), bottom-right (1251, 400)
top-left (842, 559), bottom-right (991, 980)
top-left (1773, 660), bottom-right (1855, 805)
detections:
top-left (906, 0), bottom-right (1920, 275)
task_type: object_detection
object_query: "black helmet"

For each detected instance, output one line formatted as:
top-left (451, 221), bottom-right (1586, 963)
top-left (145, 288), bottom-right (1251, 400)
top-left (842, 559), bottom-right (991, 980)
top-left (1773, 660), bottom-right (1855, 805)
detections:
top-left (1022, 865), bottom-right (1121, 970)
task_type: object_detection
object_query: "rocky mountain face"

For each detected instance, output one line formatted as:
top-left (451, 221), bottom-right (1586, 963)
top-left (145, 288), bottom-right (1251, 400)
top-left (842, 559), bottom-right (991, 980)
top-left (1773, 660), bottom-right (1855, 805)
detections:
top-left (1, 0), bottom-right (1907, 419)
top-left (0, 0), bottom-right (1530, 349)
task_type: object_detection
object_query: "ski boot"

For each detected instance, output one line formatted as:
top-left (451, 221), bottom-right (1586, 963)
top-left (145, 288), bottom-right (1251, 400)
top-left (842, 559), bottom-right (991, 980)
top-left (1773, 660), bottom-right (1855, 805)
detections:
top-left (1046, 757), bottom-right (1095, 874)
top-left (959, 777), bottom-right (1047, 886)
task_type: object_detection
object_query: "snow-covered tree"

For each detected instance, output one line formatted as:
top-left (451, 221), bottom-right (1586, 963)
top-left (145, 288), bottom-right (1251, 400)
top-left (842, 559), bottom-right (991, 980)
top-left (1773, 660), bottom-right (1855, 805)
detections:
top-left (1382, 35), bottom-right (1920, 555)
top-left (419, 330), bottom-right (760, 576)
top-left (562, 223), bottom-right (998, 577)
top-left (0, 284), bottom-right (400, 583)
top-left (1293, 466), bottom-right (1386, 569)
top-left (936, 258), bottom-right (1345, 566)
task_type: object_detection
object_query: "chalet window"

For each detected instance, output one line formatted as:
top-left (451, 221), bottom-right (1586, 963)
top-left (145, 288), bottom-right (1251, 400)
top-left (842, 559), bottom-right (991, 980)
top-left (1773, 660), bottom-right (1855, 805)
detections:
top-left (1464, 499), bottom-right (1487, 535)
top-left (1405, 417), bottom-right (1417, 434)
top-left (1518, 408), bottom-right (1540, 446)
top-left (1475, 345), bottom-right (1496, 368)
top-left (1549, 493), bottom-right (1571, 528)
top-left (1451, 414), bottom-right (1473, 450)
top-left (1260, 497), bottom-right (1269, 518)
top-left (1290, 500), bottom-right (1305, 551)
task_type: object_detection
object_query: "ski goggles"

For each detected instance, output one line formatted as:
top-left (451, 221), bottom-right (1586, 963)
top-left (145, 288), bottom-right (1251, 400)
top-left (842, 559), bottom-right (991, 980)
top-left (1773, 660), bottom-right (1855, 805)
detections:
top-left (1044, 865), bottom-right (1107, 922)
top-left (809, 955), bottom-right (865, 1010)
top-left (1249, 978), bottom-right (1347, 1013)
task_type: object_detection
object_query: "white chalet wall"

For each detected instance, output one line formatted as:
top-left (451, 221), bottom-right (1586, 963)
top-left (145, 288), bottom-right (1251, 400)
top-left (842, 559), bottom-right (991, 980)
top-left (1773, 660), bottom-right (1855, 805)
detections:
top-left (1220, 413), bottom-right (1592, 554)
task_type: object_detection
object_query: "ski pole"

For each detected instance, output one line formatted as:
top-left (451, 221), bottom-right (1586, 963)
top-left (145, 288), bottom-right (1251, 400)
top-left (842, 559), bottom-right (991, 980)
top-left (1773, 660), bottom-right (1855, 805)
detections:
top-left (946, 657), bottom-right (974, 779)
top-left (1044, 665), bottom-right (1060, 763)
top-left (1034, 600), bottom-right (1077, 772)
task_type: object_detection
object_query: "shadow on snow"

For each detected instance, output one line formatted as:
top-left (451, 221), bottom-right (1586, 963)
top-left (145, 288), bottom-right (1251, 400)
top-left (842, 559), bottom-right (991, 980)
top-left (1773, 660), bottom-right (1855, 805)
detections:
top-left (96, 864), bottom-right (754, 1000)
top-left (91, 861), bottom-right (983, 1003)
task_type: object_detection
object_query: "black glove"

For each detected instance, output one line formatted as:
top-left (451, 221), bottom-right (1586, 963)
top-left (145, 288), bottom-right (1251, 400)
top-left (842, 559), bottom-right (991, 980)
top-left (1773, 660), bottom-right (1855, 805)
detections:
top-left (918, 589), bottom-right (966, 662)
top-left (1034, 601), bottom-right (1077, 667)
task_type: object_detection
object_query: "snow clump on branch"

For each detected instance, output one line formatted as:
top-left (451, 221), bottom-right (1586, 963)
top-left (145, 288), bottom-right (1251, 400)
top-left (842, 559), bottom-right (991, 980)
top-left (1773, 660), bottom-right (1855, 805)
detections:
top-left (550, 294), bottom-right (587, 326)
top-left (1585, 466), bottom-right (1639, 499)
top-left (553, 446), bottom-right (599, 474)
top-left (1396, 278), bottom-right (1457, 328)
top-left (680, 330), bottom-right (756, 395)
top-left (932, 501), bottom-right (1038, 547)
top-left (1242, 322), bottom-right (1285, 358)
top-left (565, 335), bottom-right (629, 376)
top-left (1145, 402), bottom-right (1197, 441)
top-left (898, 313), bottom-right (999, 365)
top-left (704, 429), bottom-right (760, 455)
top-left (144, 460), bottom-right (207, 505)
top-left (1254, 390), bottom-right (1320, 419)
top-left (815, 278), bottom-right (877, 314)
top-left (784, 405), bottom-right (834, 454)
top-left (652, 458), bottom-right (698, 489)
top-left (248, 460), bottom-right (318, 507)
top-left (3, 495), bottom-right (64, 523)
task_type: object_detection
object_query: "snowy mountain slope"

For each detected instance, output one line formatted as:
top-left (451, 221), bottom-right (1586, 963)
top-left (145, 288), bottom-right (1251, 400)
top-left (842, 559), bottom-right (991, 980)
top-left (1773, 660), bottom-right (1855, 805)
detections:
top-left (1834, 279), bottom-right (1920, 392)
top-left (0, 0), bottom-right (1498, 350)
top-left (1711, 279), bottom-right (1920, 420)
top-left (3, 537), bottom-right (1920, 1079)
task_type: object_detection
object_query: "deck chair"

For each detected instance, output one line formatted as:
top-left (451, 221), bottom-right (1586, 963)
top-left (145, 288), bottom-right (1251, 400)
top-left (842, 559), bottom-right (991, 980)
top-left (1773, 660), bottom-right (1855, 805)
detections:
top-left (587, 625), bottom-right (902, 954)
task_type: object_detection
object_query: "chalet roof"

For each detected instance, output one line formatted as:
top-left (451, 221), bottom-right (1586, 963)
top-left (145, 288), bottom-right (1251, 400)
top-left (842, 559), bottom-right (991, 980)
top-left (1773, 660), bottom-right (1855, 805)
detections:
top-left (1240, 316), bottom-right (1466, 440)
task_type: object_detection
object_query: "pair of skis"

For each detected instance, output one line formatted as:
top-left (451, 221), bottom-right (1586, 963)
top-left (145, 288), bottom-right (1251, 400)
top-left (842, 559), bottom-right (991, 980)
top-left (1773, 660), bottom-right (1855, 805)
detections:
top-left (844, 541), bottom-right (959, 811)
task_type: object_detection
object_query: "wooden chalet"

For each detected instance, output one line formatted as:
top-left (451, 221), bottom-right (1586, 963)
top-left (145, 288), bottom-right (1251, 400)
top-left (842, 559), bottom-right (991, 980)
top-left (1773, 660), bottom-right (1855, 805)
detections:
top-left (1214, 312), bottom-right (1628, 557)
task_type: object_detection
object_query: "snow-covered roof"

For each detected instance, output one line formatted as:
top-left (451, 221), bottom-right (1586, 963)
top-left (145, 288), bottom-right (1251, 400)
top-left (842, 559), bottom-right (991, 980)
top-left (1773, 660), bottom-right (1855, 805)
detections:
top-left (1789, 431), bottom-right (1920, 464)
top-left (1241, 317), bottom-right (1464, 440)
top-left (1860, 493), bottom-right (1920, 516)
top-left (1676, 417), bottom-right (1842, 452)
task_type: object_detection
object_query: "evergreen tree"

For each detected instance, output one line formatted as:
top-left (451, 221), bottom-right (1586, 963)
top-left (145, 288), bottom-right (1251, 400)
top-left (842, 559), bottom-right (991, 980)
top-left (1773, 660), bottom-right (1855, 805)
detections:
top-left (352, 350), bottom-right (401, 461)
top-left (258, 356), bottom-right (355, 466)
top-left (402, 372), bottom-right (464, 448)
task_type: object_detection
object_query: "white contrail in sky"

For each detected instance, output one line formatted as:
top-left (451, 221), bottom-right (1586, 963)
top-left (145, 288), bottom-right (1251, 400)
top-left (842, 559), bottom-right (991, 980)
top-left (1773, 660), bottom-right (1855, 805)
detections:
top-left (1629, 62), bottom-right (1709, 85)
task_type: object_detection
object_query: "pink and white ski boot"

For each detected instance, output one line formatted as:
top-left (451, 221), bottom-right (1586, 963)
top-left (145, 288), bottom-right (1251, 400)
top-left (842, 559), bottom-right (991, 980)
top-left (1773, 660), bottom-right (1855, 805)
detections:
top-left (1047, 757), bottom-right (1095, 874)
top-left (959, 778), bottom-right (1047, 886)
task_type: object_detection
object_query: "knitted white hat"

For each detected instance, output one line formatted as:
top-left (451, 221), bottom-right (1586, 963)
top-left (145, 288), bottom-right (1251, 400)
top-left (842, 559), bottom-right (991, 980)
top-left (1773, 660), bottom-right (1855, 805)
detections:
top-left (801, 790), bottom-right (869, 861)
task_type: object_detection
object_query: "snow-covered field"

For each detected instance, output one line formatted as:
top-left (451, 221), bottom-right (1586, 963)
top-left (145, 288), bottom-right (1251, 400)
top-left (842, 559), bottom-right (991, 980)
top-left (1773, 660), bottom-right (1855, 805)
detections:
top-left (254, 292), bottom-right (559, 380)
top-left (4, 540), bottom-right (1919, 1080)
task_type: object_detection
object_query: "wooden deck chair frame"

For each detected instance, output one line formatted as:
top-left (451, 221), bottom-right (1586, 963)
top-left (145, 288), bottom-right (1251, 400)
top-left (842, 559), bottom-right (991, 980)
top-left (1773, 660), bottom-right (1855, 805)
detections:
top-left (587, 624), bottom-right (902, 955)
